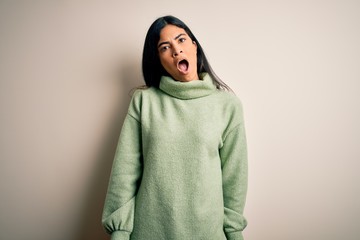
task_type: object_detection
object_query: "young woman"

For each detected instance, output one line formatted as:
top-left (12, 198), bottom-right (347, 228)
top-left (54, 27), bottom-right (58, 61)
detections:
top-left (102, 15), bottom-right (248, 240)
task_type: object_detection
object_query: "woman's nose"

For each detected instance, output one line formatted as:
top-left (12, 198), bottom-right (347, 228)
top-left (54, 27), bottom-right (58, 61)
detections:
top-left (172, 47), bottom-right (183, 57)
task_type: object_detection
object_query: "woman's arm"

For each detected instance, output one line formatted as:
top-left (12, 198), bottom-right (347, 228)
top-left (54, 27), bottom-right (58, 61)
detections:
top-left (102, 109), bottom-right (143, 240)
top-left (220, 121), bottom-right (248, 240)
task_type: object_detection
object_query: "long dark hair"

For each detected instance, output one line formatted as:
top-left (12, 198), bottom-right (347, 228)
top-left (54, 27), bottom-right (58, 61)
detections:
top-left (142, 15), bottom-right (231, 91)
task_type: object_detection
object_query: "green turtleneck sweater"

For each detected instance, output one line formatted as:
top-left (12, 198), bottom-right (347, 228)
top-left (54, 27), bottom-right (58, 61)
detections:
top-left (102, 73), bottom-right (248, 240)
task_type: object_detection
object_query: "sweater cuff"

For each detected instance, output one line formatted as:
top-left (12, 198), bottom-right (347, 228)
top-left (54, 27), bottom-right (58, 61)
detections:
top-left (225, 231), bottom-right (244, 240)
top-left (111, 231), bottom-right (131, 240)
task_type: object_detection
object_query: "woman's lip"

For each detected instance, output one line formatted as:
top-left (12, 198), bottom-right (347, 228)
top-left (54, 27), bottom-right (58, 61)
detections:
top-left (177, 59), bottom-right (189, 74)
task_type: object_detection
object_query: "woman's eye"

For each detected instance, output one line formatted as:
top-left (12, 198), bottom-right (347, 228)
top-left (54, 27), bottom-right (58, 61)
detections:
top-left (160, 46), bottom-right (169, 52)
top-left (179, 38), bottom-right (186, 43)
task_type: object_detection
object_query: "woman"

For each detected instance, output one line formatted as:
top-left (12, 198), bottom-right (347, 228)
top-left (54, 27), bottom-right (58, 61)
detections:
top-left (102, 15), bottom-right (248, 240)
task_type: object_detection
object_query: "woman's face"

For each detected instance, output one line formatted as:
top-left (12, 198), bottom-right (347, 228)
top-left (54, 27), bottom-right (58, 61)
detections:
top-left (158, 24), bottom-right (199, 82)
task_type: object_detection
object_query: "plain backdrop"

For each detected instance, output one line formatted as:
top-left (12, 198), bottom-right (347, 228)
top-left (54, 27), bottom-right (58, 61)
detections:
top-left (0, 1), bottom-right (359, 240)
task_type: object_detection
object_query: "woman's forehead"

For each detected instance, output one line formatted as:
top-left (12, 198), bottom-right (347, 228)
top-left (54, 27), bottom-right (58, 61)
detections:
top-left (159, 25), bottom-right (187, 40)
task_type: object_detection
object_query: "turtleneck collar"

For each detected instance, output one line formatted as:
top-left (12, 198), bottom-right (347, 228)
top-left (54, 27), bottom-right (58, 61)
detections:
top-left (159, 73), bottom-right (216, 100)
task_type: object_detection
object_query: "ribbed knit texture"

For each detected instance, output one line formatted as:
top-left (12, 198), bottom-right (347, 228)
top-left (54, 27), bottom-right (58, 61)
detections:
top-left (102, 73), bottom-right (248, 240)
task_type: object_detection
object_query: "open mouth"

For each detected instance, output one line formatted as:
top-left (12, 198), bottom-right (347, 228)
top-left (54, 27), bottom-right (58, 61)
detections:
top-left (177, 59), bottom-right (189, 73)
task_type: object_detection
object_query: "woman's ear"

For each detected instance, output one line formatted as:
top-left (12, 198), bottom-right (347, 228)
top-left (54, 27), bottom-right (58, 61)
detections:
top-left (193, 41), bottom-right (197, 50)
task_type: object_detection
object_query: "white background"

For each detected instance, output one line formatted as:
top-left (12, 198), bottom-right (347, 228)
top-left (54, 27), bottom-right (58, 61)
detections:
top-left (0, 1), bottom-right (359, 240)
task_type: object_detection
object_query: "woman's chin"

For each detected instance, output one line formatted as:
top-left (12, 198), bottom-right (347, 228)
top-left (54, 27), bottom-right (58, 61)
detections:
top-left (173, 71), bottom-right (199, 82)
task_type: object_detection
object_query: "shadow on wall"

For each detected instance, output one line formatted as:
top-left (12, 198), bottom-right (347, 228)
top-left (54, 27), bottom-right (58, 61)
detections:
top-left (75, 58), bottom-right (144, 240)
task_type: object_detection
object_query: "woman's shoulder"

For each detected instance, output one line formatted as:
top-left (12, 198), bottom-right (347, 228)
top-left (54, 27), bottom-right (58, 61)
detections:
top-left (128, 86), bottom-right (160, 108)
top-left (214, 89), bottom-right (244, 111)
top-left (131, 86), bottom-right (158, 97)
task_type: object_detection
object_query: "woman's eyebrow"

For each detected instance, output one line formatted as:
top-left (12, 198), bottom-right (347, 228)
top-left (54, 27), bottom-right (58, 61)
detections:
top-left (174, 33), bottom-right (186, 40)
top-left (158, 33), bottom-right (186, 48)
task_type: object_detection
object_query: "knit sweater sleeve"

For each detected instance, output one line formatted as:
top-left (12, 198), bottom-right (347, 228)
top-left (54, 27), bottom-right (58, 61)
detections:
top-left (220, 108), bottom-right (248, 240)
top-left (102, 92), bottom-right (143, 240)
